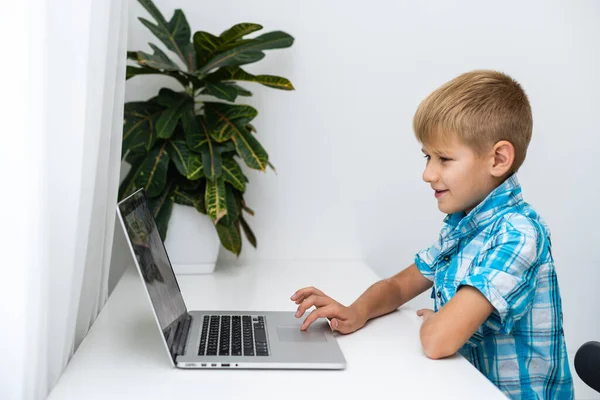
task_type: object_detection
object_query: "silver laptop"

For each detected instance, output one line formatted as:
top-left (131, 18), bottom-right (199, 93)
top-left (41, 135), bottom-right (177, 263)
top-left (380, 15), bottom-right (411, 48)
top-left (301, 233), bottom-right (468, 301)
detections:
top-left (117, 188), bottom-right (346, 369)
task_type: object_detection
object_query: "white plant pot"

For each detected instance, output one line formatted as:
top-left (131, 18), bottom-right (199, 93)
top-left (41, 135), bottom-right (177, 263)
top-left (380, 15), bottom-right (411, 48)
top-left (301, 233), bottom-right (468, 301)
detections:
top-left (163, 203), bottom-right (220, 275)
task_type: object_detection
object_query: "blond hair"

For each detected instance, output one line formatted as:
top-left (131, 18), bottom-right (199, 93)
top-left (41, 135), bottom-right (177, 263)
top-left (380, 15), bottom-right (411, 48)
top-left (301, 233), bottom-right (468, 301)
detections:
top-left (413, 70), bottom-right (533, 172)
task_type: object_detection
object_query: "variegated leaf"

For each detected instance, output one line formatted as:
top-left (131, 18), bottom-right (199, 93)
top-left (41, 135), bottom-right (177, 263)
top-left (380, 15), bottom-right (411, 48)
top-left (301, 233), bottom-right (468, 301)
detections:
top-left (222, 184), bottom-right (240, 226)
top-left (136, 44), bottom-right (180, 71)
top-left (186, 153), bottom-right (204, 180)
top-left (222, 157), bottom-right (247, 191)
top-left (135, 144), bottom-right (170, 197)
top-left (197, 31), bottom-right (293, 74)
top-left (168, 139), bottom-right (189, 176)
top-left (156, 97), bottom-right (186, 139)
top-left (200, 140), bottom-right (223, 181)
top-left (123, 102), bottom-right (163, 157)
top-left (203, 82), bottom-right (238, 102)
top-left (205, 178), bottom-right (227, 223)
top-left (219, 23), bottom-right (263, 44)
top-left (232, 127), bottom-right (268, 171)
top-left (204, 102), bottom-right (258, 142)
top-left (193, 31), bottom-right (223, 68)
top-left (207, 66), bottom-right (294, 90)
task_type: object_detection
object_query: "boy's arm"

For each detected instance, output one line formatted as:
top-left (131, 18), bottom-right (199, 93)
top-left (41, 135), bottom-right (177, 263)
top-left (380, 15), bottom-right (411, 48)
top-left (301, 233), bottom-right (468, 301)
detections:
top-left (351, 263), bottom-right (433, 321)
top-left (419, 286), bottom-right (494, 359)
top-left (293, 263), bottom-right (433, 333)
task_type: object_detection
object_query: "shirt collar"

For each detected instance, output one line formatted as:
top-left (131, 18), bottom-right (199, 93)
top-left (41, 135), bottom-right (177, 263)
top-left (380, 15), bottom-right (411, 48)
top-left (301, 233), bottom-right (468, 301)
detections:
top-left (443, 174), bottom-right (524, 237)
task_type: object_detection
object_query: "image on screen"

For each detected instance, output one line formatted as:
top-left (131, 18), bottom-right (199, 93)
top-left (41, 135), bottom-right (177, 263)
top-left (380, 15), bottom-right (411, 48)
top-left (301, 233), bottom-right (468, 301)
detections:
top-left (121, 196), bottom-right (187, 334)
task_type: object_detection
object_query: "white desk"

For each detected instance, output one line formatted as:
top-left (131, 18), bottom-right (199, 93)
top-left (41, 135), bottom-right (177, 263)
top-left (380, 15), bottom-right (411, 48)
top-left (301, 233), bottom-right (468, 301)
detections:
top-left (48, 260), bottom-right (505, 399)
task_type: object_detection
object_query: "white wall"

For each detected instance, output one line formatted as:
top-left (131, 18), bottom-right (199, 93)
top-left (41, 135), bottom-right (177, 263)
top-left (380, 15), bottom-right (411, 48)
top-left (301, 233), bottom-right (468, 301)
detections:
top-left (114, 0), bottom-right (600, 397)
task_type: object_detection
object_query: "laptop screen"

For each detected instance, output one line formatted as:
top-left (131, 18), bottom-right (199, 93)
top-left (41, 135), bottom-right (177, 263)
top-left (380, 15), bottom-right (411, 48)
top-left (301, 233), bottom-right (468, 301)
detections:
top-left (117, 189), bottom-right (188, 347)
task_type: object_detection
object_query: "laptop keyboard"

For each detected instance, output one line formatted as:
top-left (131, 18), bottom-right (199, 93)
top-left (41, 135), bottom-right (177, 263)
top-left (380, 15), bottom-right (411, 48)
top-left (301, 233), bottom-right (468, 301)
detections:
top-left (199, 315), bottom-right (269, 357)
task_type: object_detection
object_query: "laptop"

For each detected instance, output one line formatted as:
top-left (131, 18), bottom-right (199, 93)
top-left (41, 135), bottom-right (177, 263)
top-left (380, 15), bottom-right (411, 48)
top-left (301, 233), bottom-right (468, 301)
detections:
top-left (117, 188), bottom-right (346, 369)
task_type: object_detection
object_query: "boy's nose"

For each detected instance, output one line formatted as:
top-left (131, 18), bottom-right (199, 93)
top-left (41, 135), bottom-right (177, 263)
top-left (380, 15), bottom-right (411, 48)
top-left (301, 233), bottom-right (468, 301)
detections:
top-left (422, 164), bottom-right (439, 183)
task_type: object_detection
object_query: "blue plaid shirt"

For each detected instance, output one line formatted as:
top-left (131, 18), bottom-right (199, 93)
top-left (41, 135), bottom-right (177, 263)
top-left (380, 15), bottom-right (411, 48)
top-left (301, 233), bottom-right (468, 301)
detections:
top-left (415, 174), bottom-right (573, 399)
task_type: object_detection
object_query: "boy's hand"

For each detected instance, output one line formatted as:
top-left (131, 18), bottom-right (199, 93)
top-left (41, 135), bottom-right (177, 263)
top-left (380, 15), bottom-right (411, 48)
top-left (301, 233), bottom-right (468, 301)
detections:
top-left (291, 287), bottom-right (366, 334)
top-left (417, 308), bottom-right (435, 323)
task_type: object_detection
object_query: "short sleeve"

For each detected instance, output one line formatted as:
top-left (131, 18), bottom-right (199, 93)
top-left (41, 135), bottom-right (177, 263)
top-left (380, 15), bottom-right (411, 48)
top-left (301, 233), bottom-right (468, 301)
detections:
top-left (459, 225), bottom-right (540, 335)
top-left (415, 235), bottom-right (444, 282)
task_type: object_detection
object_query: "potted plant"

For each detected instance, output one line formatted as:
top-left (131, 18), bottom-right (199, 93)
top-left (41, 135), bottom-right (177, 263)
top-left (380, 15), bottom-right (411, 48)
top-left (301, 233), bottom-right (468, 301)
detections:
top-left (120, 0), bottom-right (294, 273)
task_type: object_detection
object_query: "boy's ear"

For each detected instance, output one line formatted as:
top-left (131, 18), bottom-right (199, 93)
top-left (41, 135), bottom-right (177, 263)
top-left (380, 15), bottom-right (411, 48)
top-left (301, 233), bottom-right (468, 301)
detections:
top-left (489, 140), bottom-right (515, 177)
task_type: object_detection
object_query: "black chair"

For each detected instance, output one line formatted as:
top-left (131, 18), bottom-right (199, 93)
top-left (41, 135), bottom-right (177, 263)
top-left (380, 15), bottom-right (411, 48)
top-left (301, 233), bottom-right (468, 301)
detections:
top-left (574, 341), bottom-right (600, 393)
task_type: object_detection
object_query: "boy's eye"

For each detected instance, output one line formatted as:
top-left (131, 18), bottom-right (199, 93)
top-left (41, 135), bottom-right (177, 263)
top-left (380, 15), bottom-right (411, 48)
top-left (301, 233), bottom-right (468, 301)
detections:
top-left (423, 155), bottom-right (431, 161)
top-left (440, 157), bottom-right (451, 162)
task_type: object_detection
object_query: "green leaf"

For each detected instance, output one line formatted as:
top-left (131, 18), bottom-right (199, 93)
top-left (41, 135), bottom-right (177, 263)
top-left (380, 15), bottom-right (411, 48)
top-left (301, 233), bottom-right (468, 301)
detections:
top-left (126, 65), bottom-right (157, 79)
top-left (219, 23), bottom-right (263, 44)
top-left (172, 183), bottom-right (207, 214)
top-left (241, 198), bottom-right (255, 216)
top-left (118, 159), bottom-right (145, 201)
top-left (186, 153), bottom-right (204, 180)
top-left (215, 221), bottom-right (241, 255)
top-left (249, 31), bottom-right (295, 51)
top-left (135, 144), bottom-right (170, 197)
top-left (156, 97), bottom-right (186, 139)
top-left (268, 161), bottom-right (277, 174)
top-left (156, 88), bottom-right (189, 107)
top-left (240, 215), bottom-right (257, 248)
top-left (198, 31), bottom-right (293, 74)
top-left (125, 151), bottom-right (145, 166)
top-left (202, 82), bottom-right (239, 102)
top-left (123, 102), bottom-right (164, 157)
top-left (246, 123), bottom-right (256, 133)
top-left (207, 66), bottom-right (294, 90)
top-left (172, 186), bottom-right (199, 207)
top-left (137, 0), bottom-right (169, 26)
top-left (198, 50), bottom-right (264, 75)
top-left (136, 44), bottom-right (181, 71)
top-left (222, 184), bottom-right (240, 226)
top-left (231, 83), bottom-right (252, 96)
top-left (181, 106), bottom-right (208, 151)
top-left (205, 178), bottom-right (227, 223)
top-left (232, 127), bottom-right (268, 171)
top-left (127, 112), bottom-right (161, 155)
top-left (222, 157), bottom-right (247, 191)
top-left (148, 184), bottom-right (174, 241)
top-left (168, 139), bottom-right (189, 176)
top-left (126, 65), bottom-right (189, 87)
top-left (138, 0), bottom-right (195, 70)
top-left (181, 109), bottom-right (223, 181)
top-left (204, 102), bottom-right (258, 142)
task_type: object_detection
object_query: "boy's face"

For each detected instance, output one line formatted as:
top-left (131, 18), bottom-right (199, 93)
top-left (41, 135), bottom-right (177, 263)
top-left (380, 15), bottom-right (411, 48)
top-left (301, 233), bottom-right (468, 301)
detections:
top-left (421, 134), bottom-right (497, 215)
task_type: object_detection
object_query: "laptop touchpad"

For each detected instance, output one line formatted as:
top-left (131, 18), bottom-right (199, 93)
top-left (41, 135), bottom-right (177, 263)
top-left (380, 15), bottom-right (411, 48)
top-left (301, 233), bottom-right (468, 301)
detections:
top-left (277, 326), bottom-right (327, 343)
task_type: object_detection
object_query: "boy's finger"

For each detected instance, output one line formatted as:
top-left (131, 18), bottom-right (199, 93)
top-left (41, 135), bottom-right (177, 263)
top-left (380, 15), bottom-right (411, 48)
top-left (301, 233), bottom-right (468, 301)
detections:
top-left (301, 305), bottom-right (335, 330)
top-left (330, 318), bottom-right (351, 334)
top-left (295, 295), bottom-right (331, 318)
top-left (291, 286), bottom-right (325, 301)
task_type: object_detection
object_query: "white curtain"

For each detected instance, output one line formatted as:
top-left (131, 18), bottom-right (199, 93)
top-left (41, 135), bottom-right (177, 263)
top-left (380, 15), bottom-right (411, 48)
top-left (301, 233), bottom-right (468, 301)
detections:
top-left (0, 0), bottom-right (128, 399)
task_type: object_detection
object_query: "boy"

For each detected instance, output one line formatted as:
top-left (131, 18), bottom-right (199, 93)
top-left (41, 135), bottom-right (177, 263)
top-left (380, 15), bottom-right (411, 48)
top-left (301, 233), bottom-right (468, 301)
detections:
top-left (291, 70), bottom-right (574, 399)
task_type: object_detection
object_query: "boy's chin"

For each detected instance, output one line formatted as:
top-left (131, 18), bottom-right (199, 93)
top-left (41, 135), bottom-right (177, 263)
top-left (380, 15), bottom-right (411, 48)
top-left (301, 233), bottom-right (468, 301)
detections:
top-left (437, 202), bottom-right (463, 215)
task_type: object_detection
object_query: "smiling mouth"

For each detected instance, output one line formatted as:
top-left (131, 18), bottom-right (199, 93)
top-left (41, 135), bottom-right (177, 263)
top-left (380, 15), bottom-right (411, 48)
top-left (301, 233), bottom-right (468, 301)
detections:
top-left (434, 190), bottom-right (448, 198)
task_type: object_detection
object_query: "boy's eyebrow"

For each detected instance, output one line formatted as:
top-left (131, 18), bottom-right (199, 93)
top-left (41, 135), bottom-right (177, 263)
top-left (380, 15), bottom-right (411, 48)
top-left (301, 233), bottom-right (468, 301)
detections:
top-left (421, 147), bottom-right (451, 157)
